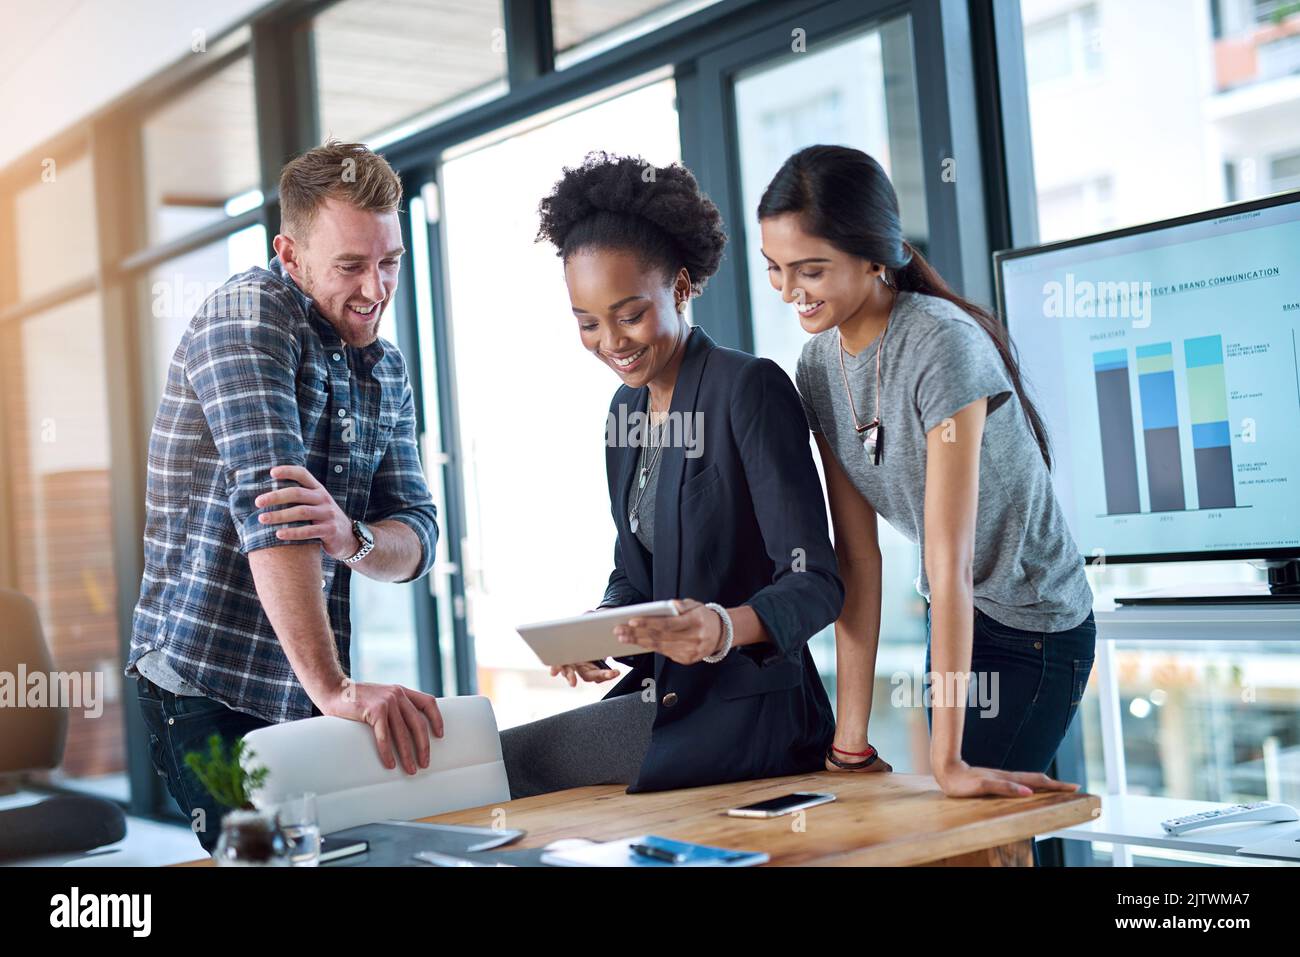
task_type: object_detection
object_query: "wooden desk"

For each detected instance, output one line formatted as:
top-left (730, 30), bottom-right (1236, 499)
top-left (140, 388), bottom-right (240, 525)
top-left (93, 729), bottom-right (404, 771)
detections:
top-left (178, 771), bottom-right (1099, 867)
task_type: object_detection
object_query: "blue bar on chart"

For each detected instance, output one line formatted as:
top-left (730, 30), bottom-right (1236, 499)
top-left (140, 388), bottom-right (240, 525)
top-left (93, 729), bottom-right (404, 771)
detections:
top-left (1092, 348), bottom-right (1141, 514)
top-left (1184, 334), bottom-right (1236, 509)
top-left (1136, 342), bottom-right (1186, 511)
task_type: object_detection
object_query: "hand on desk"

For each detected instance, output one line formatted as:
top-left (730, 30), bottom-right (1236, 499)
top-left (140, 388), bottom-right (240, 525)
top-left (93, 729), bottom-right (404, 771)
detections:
top-left (933, 759), bottom-right (1080, 799)
top-left (322, 680), bottom-right (444, 775)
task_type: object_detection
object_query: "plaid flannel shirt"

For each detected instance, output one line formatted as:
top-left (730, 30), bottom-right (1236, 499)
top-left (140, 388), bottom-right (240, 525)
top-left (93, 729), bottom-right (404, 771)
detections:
top-left (126, 257), bottom-right (439, 724)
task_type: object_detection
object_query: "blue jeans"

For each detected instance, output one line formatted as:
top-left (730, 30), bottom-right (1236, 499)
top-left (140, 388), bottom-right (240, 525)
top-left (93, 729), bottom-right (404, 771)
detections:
top-left (923, 605), bottom-right (1096, 773)
top-left (135, 675), bottom-right (274, 853)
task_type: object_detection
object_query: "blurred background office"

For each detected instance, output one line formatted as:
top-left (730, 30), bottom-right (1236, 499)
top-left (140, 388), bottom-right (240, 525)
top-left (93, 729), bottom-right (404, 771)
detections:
top-left (1, 0), bottom-right (1298, 864)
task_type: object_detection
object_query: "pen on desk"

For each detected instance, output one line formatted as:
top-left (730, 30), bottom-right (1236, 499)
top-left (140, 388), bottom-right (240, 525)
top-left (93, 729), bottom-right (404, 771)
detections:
top-left (630, 842), bottom-right (686, 864)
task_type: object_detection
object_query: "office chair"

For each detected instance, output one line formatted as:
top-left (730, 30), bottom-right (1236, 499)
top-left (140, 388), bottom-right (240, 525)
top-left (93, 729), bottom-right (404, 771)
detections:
top-left (242, 696), bottom-right (511, 834)
top-left (0, 587), bottom-right (126, 863)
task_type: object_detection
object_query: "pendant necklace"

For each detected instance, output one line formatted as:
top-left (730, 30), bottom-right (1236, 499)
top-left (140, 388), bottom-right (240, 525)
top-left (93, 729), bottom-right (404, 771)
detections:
top-left (837, 298), bottom-right (892, 465)
top-left (628, 403), bottom-right (666, 534)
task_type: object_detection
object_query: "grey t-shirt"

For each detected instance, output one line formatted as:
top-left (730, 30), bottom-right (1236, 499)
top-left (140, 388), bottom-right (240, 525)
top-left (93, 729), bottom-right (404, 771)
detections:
top-left (795, 290), bottom-right (1092, 633)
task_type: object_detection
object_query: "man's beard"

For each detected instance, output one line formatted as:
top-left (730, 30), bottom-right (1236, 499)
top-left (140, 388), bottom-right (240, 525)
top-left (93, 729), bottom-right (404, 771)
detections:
top-left (301, 263), bottom-right (380, 347)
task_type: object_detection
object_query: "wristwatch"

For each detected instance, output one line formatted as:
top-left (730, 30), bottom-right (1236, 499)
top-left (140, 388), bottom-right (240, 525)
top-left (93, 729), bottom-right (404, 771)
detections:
top-left (343, 521), bottom-right (375, 565)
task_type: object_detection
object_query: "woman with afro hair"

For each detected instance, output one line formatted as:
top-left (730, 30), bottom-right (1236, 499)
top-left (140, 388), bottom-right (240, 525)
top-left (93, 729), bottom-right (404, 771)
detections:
top-left (496, 152), bottom-right (859, 800)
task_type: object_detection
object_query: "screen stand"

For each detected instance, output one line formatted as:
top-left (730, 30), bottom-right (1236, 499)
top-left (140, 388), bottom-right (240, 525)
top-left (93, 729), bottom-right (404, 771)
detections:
top-left (1115, 560), bottom-right (1300, 605)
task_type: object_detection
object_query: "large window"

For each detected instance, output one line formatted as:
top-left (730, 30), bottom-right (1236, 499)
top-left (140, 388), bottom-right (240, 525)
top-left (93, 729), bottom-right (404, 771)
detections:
top-left (1, 146), bottom-right (124, 801)
top-left (1, 294), bottom-right (124, 796)
top-left (439, 77), bottom-right (681, 729)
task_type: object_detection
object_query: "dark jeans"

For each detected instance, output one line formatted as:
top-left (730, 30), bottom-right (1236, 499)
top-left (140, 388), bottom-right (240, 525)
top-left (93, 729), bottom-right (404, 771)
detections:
top-left (135, 675), bottom-right (273, 853)
top-left (923, 605), bottom-right (1096, 773)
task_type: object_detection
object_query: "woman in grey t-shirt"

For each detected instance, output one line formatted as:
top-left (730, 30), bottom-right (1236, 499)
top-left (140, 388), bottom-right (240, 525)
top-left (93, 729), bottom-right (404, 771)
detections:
top-left (757, 145), bottom-right (1096, 800)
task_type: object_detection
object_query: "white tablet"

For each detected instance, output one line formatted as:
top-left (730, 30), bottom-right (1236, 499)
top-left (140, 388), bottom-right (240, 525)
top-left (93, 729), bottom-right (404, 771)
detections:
top-left (516, 600), bottom-right (680, 667)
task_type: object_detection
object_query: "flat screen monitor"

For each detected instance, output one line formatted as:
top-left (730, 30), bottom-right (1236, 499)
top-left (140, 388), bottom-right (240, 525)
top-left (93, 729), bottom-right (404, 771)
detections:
top-left (994, 191), bottom-right (1300, 565)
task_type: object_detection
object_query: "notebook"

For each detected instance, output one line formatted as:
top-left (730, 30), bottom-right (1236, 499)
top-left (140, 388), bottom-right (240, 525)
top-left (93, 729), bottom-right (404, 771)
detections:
top-left (319, 821), bottom-right (526, 867)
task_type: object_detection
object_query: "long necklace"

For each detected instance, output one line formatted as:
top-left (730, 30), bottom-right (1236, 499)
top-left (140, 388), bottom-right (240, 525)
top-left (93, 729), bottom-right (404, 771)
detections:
top-left (628, 404), bottom-right (667, 534)
top-left (837, 301), bottom-right (892, 465)
top-left (627, 328), bottom-right (687, 534)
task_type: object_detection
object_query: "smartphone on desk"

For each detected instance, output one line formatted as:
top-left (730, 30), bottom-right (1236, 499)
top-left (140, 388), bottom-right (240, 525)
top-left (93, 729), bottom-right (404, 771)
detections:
top-left (725, 792), bottom-right (836, 818)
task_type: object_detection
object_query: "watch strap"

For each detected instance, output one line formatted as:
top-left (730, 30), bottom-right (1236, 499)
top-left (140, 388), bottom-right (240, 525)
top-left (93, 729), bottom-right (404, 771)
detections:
top-left (343, 521), bottom-right (374, 564)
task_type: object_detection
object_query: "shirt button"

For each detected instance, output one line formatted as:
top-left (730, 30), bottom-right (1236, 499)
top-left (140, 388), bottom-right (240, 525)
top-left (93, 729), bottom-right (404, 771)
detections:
top-left (332, 352), bottom-right (342, 361)
top-left (661, 692), bottom-right (678, 708)
top-left (167, 717), bottom-right (175, 726)
top-left (338, 409), bottom-right (348, 418)
top-left (333, 464), bottom-right (343, 473)
top-left (321, 578), bottom-right (327, 589)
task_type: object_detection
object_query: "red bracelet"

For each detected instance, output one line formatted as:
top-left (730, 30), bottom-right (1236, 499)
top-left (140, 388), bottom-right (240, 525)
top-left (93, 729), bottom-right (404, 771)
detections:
top-left (826, 743), bottom-right (878, 770)
top-left (832, 745), bottom-right (877, 757)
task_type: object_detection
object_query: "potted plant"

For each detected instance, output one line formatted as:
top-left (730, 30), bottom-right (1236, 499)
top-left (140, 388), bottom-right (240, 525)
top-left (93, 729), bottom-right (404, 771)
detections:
top-left (184, 734), bottom-right (287, 866)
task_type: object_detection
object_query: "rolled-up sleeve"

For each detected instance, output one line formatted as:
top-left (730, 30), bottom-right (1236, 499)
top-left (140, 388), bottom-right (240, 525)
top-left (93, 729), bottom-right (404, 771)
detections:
top-left (184, 283), bottom-right (309, 555)
top-left (365, 377), bottom-right (440, 583)
top-left (732, 358), bottom-right (845, 659)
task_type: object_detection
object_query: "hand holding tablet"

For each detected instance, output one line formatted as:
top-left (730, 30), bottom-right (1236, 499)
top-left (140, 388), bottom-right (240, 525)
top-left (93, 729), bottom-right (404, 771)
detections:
top-left (516, 600), bottom-right (682, 668)
top-left (549, 660), bottom-right (619, 686)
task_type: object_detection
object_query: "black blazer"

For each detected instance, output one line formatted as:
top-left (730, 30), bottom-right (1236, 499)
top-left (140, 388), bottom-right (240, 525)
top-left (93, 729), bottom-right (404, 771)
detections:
top-left (599, 326), bottom-right (842, 791)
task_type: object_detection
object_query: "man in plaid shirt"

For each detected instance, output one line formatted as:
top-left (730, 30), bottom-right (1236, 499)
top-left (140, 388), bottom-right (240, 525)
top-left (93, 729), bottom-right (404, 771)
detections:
top-left (127, 142), bottom-right (443, 850)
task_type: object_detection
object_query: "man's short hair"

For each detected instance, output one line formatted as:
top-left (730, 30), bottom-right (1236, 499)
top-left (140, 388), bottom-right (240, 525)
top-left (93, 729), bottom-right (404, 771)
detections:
top-left (278, 139), bottom-right (403, 238)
